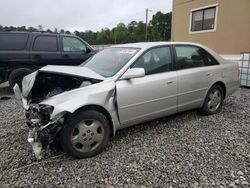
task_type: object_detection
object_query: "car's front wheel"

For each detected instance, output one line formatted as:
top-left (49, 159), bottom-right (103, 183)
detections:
top-left (60, 110), bottom-right (110, 158)
top-left (200, 85), bottom-right (224, 115)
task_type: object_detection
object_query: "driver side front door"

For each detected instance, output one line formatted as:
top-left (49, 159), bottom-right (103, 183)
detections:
top-left (115, 46), bottom-right (178, 127)
top-left (61, 36), bottom-right (92, 65)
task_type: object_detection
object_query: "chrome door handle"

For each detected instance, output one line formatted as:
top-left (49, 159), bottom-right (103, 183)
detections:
top-left (167, 80), bottom-right (175, 84)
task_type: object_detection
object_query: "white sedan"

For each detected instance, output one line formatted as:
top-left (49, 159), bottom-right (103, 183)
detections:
top-left (14, 42), bottom-right (240, 159)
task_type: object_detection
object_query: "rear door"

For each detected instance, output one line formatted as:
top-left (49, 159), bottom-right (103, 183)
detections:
top-left (116, 46), bottom-right (178, 126)
top-left (30, 35), bottom-right (62, 66)
top-left (174, 45), bottom-right (220, 112)
top-left (60, 36), bottom-right (93, 65)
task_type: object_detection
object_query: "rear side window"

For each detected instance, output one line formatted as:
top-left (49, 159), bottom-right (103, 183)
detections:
top-left (33, 36), bottom-right (58, 51)
top-left (0, 33), bottom-right (29, 50)
top-left (175, 46), bottom-right (205, 69)
top-left (175, 46), bottom-right (218, 70)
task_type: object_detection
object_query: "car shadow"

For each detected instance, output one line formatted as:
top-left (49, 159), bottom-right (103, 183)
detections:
top-left (111, 109), bottom-right (201, 142)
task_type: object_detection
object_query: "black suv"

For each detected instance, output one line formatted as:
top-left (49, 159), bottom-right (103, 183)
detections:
top-left (0, 32), bottom-right (95, 88)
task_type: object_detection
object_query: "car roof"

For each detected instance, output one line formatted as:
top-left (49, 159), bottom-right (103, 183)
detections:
top-left (0, 31), bottom-right (77, 37)
top-left (112, 41), bottom-right (206, 50)
top-left (112, 41), bottom-right (226, 64)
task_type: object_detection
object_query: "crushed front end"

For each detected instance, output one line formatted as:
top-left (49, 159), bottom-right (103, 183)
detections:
top-left (25, 104), bottom-right (64, 160)
top-left (13, 66), bottom-right (105, 160)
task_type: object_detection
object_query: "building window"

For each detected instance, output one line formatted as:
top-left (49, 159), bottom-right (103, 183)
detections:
top-left (191, 7), bottom-right (216, 32)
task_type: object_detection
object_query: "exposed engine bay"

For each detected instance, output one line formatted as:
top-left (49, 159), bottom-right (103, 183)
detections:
top-left (30, 72), bottom-right (99, 103)
top-left (15, 69), bottom-right (104, 160)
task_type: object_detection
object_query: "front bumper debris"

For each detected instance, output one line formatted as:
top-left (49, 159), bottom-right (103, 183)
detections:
top-left (27, 128), bottom-right (43, 160)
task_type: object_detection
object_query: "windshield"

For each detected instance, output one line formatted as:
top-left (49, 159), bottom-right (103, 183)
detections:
top-left (80, 47), bottom-right (139, 77)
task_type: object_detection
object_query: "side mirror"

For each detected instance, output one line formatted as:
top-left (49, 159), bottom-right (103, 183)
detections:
top-left (86, 48), bottom-right (91, 53)
top-left (120, 68), bottom-right (145, 80)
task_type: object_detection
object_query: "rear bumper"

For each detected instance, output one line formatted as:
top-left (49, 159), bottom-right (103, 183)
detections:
top-left (226, 80), bottom-right (240, 97)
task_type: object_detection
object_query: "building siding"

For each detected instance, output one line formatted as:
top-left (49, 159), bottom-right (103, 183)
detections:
top-left (171, 0), bottom-right (250, 54)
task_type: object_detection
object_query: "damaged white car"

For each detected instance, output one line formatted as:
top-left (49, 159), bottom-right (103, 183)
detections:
top-left (14, 42), bottom-right (239, 160)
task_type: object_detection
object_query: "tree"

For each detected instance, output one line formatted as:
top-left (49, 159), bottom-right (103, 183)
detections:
top-left (113, 23), bottom-right (129, 44)
top-left (151, 11), bottom-right (172, 41)
top-left (27, 27), bottom-right (38, 32)
top-left (95, 28), bottom-right (112, 44)
top-left (17, 26), bottom-right (26, 31)
top-left (38, 25), bottom-right (43, 31)
top-left (0, 10), bottom-right (172, 44)
top-left (60, 29), bottom-right (65, 34)
top-left (46, 29), bottom-right (53, 33)
top-left (54, 28), bottom-right (58, 33)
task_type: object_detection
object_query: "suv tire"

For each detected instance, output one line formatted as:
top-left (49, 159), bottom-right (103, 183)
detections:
top-left (8, 68), bottom-right (33, 88)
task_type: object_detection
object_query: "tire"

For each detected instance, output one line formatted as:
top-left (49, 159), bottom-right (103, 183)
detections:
top-left (60, 110), bottom-right (111, 158)
top-left (200, 85), bottom-right (224, 115)
top-left (8, 68), bottom-right (33, 88)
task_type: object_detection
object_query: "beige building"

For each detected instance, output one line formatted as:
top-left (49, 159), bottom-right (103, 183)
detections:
top-left (171, 0), bottom-right (250, 55)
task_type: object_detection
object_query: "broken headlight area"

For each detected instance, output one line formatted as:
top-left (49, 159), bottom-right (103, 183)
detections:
top-left (26, 104), bottom-right (64, 160)
top-left (26, 104), bottom-right (53, 126)
top-left (29, 72), bottom-right (99, 103)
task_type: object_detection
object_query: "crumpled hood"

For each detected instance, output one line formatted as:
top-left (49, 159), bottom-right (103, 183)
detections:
top-left (39, 65), bottom-right (105, 80)
top-left (21, 65), bottom-right (105, 98)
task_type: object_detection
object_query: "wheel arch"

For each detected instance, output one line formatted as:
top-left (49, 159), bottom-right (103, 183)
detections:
top-left (6, 62), bottom-right (39, 77)
top-left (7, 64), bottom-right (37, 79)
top-left (211, 81), bottom-right (226, 99)
top-left (68, 104), bottom-right (116, 137)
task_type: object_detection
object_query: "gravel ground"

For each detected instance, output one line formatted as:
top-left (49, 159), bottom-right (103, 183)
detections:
top-left (0, 88), bottom-right (249, 187)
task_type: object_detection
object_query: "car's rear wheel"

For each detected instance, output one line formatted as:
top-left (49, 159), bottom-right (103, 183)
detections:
top-left (60, 110), bottom-right (110, 158)
top-left (8, 68), bottom-right (33, 88)
top-left (200, 85), bottom-right (224, 115)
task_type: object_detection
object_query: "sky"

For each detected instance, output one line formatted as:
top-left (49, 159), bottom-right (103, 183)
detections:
top-left (0, 0), bottom-right (172, 32)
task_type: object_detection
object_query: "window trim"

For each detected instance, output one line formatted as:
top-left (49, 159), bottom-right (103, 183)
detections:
top-left (189, 3), bottom-right (219, 34)
top-left (32, 35), bottom-right (58, 52)
top-left (173, 44), bottom-right (220, 70)
top-left (62, 36), bottom-right (87, 52)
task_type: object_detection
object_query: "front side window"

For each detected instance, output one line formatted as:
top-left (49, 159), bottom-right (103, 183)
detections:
top-left (81, 48), bottom-right (139, 77)
top-left (133, 47), bottom-right (172, 75)
top-left (63, 37), bottom-right (86, 52)
top-left (191, 7), bottom-right (216, 32)
top-left (175, 46), bottom-right (218, 69)
top-left (33, 36), bottom-right (58, 51)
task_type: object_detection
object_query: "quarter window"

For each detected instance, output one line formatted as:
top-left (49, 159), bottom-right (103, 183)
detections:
top-left (0, 33), bottom-right (29, 50)
top-left (133, 47), bottom-right (172, 75)
top-left (63, 37), bottom-right (86, 52)
top-left (175, 46), bottom-right (218, 70)
top-left (202, 50), bottom-right (219, 66)
top-left (33, 36), bottom-right (58, 51)
top-left (191, 7), bottom-right (216, 32)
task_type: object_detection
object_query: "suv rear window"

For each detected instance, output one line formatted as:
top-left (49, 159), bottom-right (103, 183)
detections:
top-left (0, 33), bottom-right (29, 50)
top-left (33, 36), bottom-right (58, 51)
